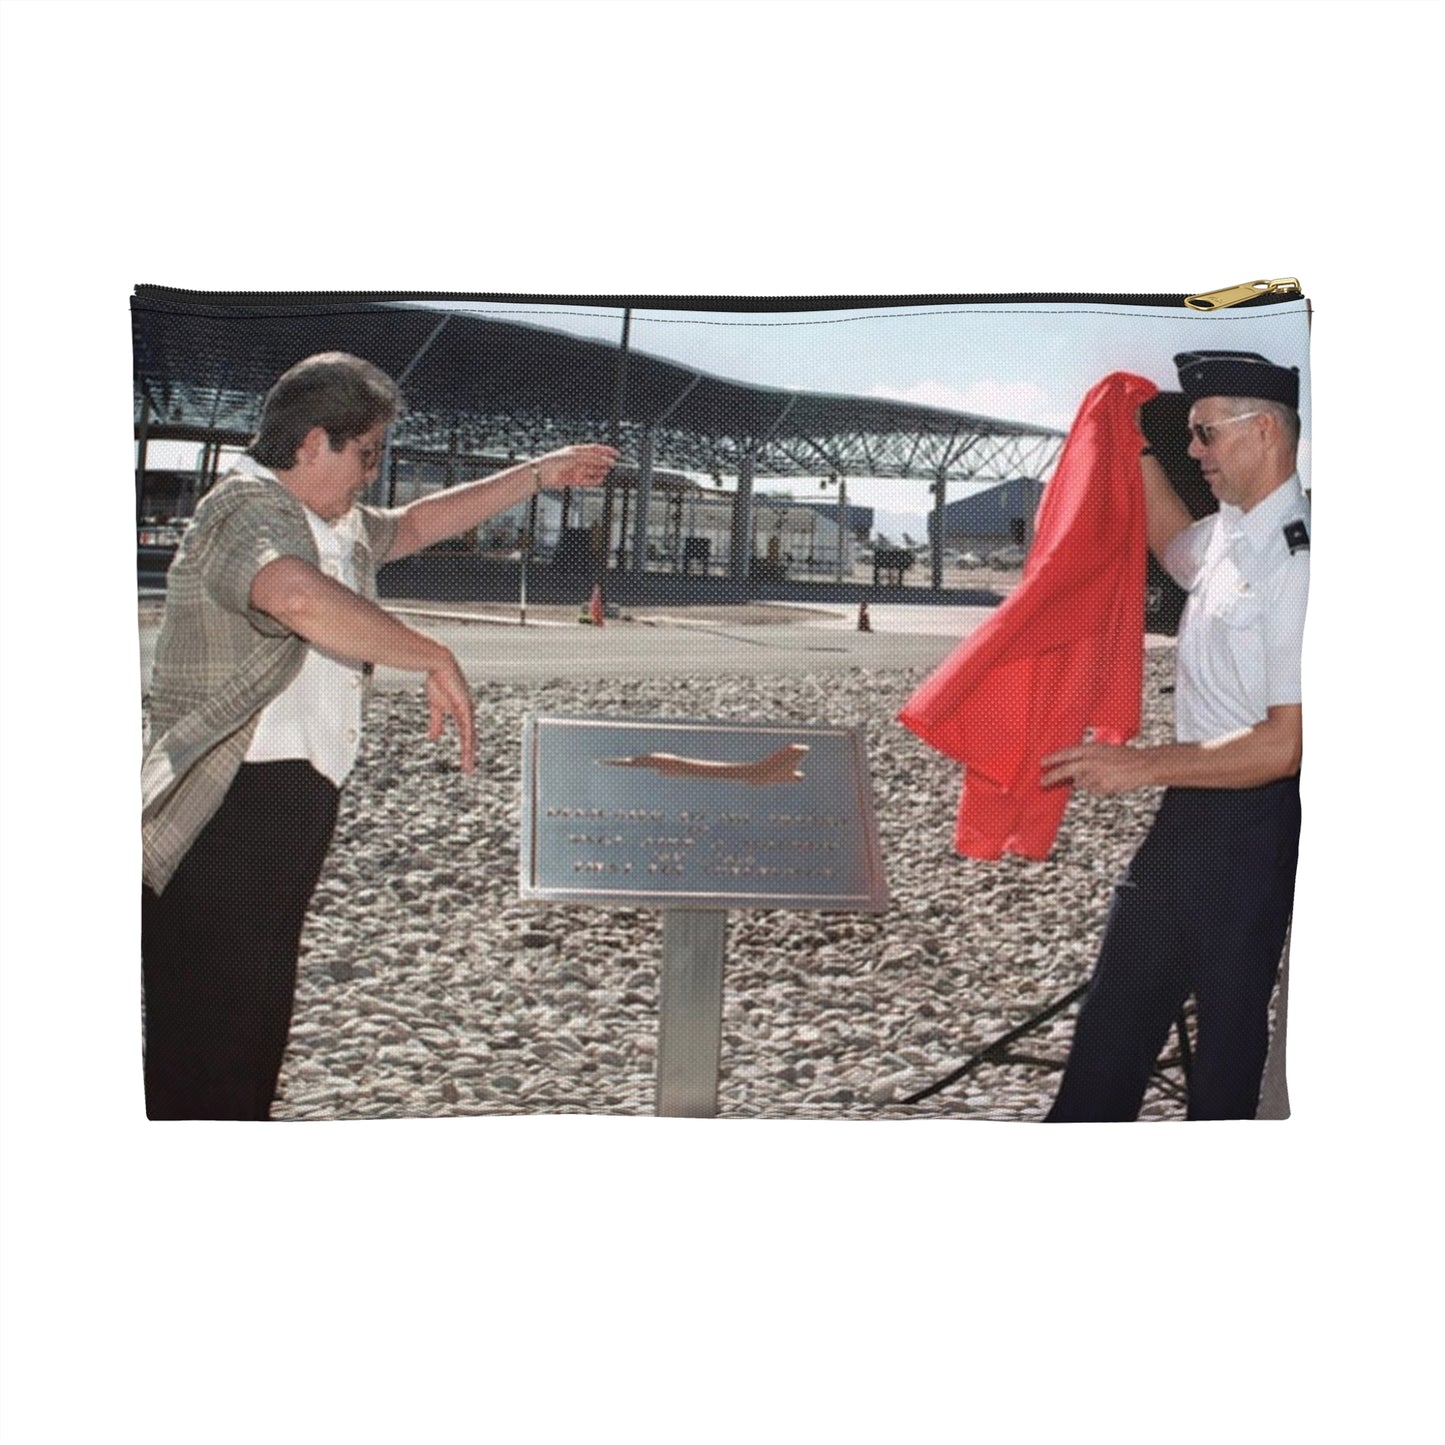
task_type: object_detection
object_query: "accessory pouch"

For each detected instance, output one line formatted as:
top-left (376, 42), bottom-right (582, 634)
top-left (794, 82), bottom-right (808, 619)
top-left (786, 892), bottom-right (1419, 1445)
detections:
top-left (132, 283), bottom-right (1311, 1122)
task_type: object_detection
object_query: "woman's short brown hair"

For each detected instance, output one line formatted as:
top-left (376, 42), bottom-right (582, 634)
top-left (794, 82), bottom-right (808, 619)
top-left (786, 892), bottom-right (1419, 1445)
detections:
top-left (250, 352), bottom-right (402, 469)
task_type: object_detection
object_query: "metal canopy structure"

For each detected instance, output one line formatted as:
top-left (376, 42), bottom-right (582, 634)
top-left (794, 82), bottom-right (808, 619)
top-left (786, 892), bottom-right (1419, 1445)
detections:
top-left (132, 299), bottom-right (1066, 585)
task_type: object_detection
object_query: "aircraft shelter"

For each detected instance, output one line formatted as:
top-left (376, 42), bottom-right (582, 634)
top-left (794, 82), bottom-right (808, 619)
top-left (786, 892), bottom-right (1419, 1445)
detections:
top-left (133, 299), bottom-right (1066, 599)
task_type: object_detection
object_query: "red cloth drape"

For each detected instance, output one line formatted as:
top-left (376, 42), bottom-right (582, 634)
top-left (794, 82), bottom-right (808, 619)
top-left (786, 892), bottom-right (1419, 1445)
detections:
top-left (898, 371), bottom-right (1157, 859)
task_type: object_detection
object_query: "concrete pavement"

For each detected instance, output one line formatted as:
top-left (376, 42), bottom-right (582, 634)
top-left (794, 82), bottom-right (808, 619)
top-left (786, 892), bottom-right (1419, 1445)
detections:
top-left (138, 598), bottom-right (1174, 692)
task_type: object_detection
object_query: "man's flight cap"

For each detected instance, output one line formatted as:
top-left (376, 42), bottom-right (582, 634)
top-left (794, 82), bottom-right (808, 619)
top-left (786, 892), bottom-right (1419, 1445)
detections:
top-left (1174, 351), bottom-right (1300, 409)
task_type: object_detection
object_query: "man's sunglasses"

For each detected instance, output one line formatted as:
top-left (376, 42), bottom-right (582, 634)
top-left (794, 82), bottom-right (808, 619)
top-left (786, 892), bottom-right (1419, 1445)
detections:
top-left (1189, 411), bottom-right (1263, 447)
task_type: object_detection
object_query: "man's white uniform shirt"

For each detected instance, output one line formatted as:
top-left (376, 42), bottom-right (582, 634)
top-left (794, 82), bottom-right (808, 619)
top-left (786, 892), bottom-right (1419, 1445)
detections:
top-left (244, 484), bottom-right (367, 786)
top-left (1161, 474), bottom-right (1310, 746)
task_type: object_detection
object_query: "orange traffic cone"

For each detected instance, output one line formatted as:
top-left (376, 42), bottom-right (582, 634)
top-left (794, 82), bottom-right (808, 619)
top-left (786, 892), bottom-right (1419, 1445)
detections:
top-left (857, 599), bottom-right (871, 632)
top-left (589, 584), bottom-right (605, 627)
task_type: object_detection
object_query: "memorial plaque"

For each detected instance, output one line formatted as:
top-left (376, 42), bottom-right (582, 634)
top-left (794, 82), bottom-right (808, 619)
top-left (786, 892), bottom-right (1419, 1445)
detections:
top-left (521, 715), bottom-right (889, 911)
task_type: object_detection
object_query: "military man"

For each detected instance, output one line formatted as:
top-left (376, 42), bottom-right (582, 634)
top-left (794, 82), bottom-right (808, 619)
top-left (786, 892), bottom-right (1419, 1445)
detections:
top-left (1042, 351), bottom-right (1309, 1121)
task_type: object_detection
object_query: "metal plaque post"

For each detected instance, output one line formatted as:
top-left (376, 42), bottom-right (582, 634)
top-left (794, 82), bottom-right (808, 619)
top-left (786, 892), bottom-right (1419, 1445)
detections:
top-left (657, 910), bottom-right (726, 1117)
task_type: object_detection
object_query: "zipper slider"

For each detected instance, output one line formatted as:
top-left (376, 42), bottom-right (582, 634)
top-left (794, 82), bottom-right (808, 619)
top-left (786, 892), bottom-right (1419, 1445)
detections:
top-left (1184, 277), bottom-right (1303, 311)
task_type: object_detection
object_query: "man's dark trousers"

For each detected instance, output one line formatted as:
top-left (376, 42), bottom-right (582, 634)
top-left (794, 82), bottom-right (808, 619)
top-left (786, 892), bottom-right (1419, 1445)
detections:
top-left (1047, 775), bottom-right (1301, 1122)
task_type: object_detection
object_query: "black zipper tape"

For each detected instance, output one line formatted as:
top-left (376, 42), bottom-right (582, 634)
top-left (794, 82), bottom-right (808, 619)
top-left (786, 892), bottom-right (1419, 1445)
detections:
top-left (133, 286), bottom-right (1302, 313)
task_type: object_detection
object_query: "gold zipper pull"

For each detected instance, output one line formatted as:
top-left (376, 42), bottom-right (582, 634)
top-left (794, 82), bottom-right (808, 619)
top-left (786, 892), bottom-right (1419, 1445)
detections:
top-left (1185, 277), bottom-right (1302, 311)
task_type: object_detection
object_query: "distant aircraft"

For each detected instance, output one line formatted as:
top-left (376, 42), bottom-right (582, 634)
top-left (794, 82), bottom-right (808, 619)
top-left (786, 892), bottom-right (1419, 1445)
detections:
top-left (987, 544), bottom-right (1027, 568)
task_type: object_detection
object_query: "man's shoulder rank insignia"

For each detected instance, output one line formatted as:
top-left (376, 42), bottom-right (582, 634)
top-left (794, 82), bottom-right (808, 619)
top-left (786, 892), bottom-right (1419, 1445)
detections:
top-left (1283, 519), bottom-right (1310, 555)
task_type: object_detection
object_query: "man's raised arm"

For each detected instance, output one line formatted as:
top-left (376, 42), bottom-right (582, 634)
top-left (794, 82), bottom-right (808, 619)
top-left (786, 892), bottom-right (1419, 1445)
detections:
top-left (1140, 451), bottom-right (1194, 561)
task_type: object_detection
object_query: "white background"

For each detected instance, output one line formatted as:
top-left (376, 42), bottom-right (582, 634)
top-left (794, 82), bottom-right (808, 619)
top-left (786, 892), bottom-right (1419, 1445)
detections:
top-left (1, 3), bottom-right (1441, 1443)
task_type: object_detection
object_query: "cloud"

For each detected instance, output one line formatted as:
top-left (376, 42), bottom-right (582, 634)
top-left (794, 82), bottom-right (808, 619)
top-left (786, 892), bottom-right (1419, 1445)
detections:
top-left (867, 377), bottom-right (1066, 428)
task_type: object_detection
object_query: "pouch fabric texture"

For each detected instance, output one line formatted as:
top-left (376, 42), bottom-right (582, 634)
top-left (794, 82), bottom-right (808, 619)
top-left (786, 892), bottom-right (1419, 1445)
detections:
top-left (132, 289), bottom-right (1311, 1124)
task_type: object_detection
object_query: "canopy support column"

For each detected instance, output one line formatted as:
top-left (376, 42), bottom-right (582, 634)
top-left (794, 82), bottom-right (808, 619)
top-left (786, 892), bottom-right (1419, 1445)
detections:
top-left (600, 307), bottom-right (632, 575)
top-left (629, 428), bottom-right (654, 573)
top-left (930, 469), bottom-right (948, 590)
top-left (728, 449), bottom-right (754, 586)
top-left (135, 397), bottom-right (150, 525)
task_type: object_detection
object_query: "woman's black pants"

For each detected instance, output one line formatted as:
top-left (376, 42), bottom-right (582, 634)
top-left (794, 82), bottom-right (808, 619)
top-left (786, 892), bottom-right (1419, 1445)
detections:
top-left (142, 761), bottom-right (340, 1120)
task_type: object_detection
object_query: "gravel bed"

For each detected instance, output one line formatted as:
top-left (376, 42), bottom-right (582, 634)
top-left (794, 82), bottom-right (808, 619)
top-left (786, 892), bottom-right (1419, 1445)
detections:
top-left (269, 652), bottom-right (1200, 1123)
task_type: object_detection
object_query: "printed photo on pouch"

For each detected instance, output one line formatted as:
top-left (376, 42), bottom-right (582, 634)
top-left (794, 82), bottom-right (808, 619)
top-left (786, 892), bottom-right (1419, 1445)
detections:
top-left (133, 285), bottom-right (1311, 1123)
